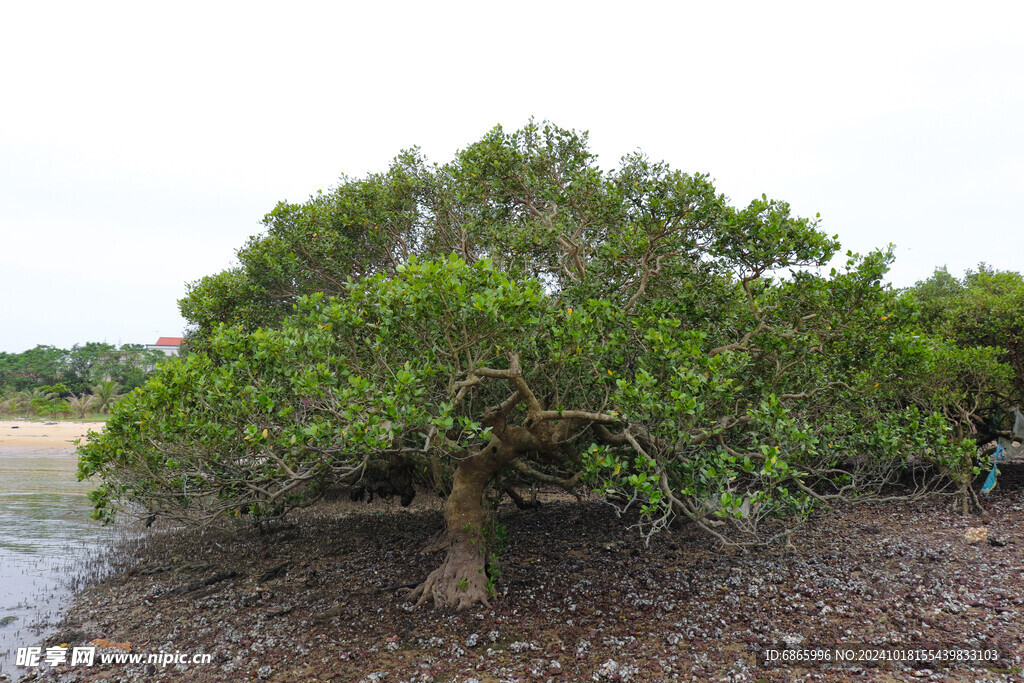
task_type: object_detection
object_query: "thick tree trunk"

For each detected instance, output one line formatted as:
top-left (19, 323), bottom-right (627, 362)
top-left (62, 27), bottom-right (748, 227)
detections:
top-left (410, 364), bottom-right (592, 609)
top-left (410, 438), bottom-right (516, 610)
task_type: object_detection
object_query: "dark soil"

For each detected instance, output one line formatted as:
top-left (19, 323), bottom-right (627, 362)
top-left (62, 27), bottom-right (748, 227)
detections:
top-left (12, 484), bottom-right (1024, 682)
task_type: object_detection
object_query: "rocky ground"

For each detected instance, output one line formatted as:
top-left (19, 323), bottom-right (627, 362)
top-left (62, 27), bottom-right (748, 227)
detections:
top-left (10, 478), bottom-right (1024, 683)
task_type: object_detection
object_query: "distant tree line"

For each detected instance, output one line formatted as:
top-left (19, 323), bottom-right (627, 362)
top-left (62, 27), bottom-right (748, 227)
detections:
top-left (0, 343), bottom-right (170, 419)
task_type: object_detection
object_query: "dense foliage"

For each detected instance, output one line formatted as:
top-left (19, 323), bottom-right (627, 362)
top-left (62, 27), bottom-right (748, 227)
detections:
top-left (81, 123), bottom-right (1002, 609)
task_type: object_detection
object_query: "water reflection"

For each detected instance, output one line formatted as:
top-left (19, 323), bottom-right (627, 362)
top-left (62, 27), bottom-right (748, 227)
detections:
top-left (0, 445), bottom-right (120, 679)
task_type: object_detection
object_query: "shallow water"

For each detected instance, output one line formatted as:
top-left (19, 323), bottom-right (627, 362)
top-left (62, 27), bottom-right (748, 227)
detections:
top-left (0, 446), bottom-right (119, 678)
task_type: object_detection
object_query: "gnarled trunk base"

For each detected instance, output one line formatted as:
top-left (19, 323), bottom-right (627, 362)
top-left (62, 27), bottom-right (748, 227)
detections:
top-left (409, 537), bottom-right (491, 610)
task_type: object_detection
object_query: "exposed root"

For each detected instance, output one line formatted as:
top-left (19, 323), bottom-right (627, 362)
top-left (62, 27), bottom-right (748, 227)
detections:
top-left (408, 545), bottom-right (491, 610)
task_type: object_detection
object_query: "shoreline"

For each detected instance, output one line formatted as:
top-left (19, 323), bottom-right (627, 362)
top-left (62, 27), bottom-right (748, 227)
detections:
top-left (0, 421), bottom-right (111, 683)
top-left (0, 420), bottom-right (104, 450)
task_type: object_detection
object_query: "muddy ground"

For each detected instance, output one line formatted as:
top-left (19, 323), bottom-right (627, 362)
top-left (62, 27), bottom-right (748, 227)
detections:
top-left (11, 479), bottom-right (1024, 683)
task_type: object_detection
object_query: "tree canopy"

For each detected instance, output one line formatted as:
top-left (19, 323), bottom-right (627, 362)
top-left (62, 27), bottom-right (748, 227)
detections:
top-left (80, 122), bottom-right (995, 609)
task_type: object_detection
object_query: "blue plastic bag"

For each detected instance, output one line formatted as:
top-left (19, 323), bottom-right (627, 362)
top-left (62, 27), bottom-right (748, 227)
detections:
top-left (981, 442), bottom-right (1005, 494)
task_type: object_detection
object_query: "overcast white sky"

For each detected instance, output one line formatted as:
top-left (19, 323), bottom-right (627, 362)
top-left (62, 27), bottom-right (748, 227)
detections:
top-left (2, 1), bottom-right (1021, 353)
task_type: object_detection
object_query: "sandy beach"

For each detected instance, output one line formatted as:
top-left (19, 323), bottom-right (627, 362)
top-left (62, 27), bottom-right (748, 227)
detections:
top-left (0, 420), bottom-right (103, 449)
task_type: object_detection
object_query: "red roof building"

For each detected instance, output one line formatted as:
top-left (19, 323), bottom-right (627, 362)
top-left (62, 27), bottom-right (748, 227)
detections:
top-left (147, 337), bottom-right (184, 357)
top-left (154, 337), bottom-right (184, 347)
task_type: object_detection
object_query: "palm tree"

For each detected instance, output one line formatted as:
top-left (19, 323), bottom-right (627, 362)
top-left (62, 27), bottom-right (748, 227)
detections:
top-left (90, 380), bottom-right (122, 413)
top-left (0, 394), bottom-right (18, 416)
top-left (7, 392), bottom-right (32, 417)
top-left (67, 394), bottom-right (97, 419)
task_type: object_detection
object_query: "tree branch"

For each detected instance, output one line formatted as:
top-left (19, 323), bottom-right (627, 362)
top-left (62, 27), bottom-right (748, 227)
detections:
top-left (510, 459), bottom-right (583, 490)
